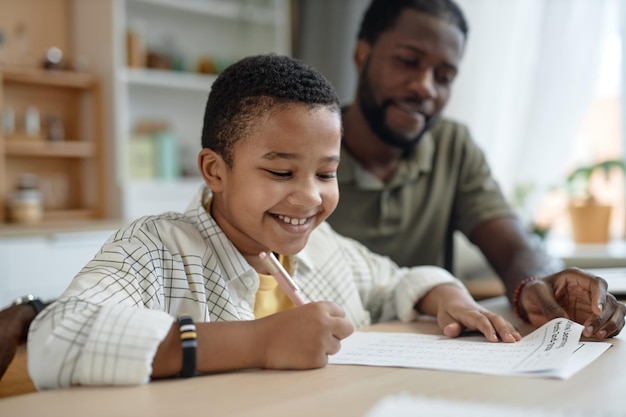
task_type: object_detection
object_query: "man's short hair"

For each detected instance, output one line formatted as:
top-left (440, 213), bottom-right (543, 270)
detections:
top-left (201, 54), bottom-right (340, 165)
top-left (357, 0), bottom-right (468, 44)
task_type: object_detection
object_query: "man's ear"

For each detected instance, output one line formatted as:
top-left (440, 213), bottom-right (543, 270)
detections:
top-left (354, 40), bottom-right (371, 73)
top-left (198, 148), bottom-right (227, 193)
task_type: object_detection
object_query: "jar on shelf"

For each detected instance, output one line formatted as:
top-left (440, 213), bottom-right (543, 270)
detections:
top-left (2, 106), bottom-right (15, 137)
top-left (24, 106), bottom-right (41, 138)
top-left (7, 174), bottom-right (44, 224)
top-left (46, 114), bottom-right (65, 142)
top-left (127, 19), bottom-right (147, 68)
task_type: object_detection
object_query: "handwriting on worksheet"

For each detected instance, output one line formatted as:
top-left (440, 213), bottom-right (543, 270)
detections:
top-left (329, 318), bottom-right (611, 379)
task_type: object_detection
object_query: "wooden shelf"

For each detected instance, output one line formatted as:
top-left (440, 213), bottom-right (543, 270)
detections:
top-left (122, 68), bottom-right (216, 91)
top-left (43, 208), bottom-right (99, 222)
top-left (5, 139), bottom-right (95, 158)
top-left (2, 67), bottom-right (98, 89)
top-left (128, 0), bottom-right (277, 24)
top-left (0, 217), bottom-right (122, 238)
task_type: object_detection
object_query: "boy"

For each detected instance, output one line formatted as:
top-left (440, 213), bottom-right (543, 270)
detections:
top-left (28, 54), bottom-right (520, 389)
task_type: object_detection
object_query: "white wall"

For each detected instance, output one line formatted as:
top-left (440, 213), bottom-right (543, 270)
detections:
top-left (0, 229), bottom-right (115, 306)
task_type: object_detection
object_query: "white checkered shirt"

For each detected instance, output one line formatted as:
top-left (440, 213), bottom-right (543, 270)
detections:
top-left (29, 186), bottom-right (467, 388)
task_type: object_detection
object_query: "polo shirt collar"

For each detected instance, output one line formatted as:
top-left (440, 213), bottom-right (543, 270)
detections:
top-left (338, 130), bottom-right (435, 189)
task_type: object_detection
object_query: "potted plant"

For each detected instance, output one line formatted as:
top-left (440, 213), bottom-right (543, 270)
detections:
top-left (566, 159), bottom-right (625, 244)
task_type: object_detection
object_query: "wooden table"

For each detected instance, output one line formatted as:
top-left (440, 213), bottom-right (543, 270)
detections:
top-left (0, 345), bottom-right (35, 398)
top-left (1, 296), bottom-right (624, 416)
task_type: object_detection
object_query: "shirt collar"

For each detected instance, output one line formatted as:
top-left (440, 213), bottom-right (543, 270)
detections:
top-left (338, 130), bottom-right (435, 189)
top-left (186, 185), bottom-right (316, 277)
top-left (186, 186), bottom-right (256, 280)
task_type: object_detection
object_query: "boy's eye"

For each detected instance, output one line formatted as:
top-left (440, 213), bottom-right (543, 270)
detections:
top-left (317, 172), bottom-right (337, 180)
top-left (266, 170), bottom-right (292, 178)
top-left (265, 169), bottom-right (336, 180)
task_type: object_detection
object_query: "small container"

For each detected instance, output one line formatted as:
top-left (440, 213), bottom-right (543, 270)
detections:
top-left (24, 107), bottom-right (40, 137)
top-left (155, 130), bottom-right (180, 180)
top-left (46, 114), bottom-right (65, 141)
top-left (7, 174), bottom-right (44, 224)
top-left (127, 20), bottom-right (147, 68)
top-left (2, 107), bottom-right (15, 136)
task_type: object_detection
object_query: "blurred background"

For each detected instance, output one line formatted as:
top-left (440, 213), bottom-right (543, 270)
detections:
top-left (0, 0), bottom-right (623, 304)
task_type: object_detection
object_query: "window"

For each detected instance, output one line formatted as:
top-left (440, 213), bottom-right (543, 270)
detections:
top-left (534, 7), bottom-right (623, 240)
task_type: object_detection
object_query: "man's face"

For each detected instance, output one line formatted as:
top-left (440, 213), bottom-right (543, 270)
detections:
top-left (206, 105), bottom-right (341, 258)
top-left (356, 9), bottom-right (465, 149)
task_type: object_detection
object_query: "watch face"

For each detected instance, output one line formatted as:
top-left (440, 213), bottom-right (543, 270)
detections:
top-left (11, 294), bottom-right (45, 314)
top-left (12, 294), bottom-right (37, 306)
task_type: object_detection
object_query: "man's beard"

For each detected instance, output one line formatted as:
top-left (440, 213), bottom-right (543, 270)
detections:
top-left (357, 65), bottom-right (430, 151)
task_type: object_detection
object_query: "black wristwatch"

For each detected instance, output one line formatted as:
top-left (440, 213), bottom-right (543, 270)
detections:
top-left (11, 294), bottom-right (46, 315)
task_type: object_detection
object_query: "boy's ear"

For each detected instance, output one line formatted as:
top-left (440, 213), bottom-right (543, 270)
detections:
top-left (198, 148), bottom-right (227, 192)
top-left (354, 40), bottom-right (371, 73)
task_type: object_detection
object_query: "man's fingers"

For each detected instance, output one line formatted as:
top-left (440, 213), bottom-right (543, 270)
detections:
top-left (525, 280), bottom-right (568, 322)
top-left (587, 274), bottom-right (609, 316)
top-left (584, 296), bottom-right (626, 338)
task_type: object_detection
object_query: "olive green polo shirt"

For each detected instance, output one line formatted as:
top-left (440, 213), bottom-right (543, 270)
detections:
top-left (327, 118), bottom-right (515, 268)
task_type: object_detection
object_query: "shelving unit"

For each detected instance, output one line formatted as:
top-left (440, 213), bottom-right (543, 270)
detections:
top-left (0, 0), bottom-right (292, 304)
top-left (0, 66), bottom-right (109, 228)
top-left (0, 0), bottom-right (291, 226)
top-left (113, 0), bottom-right (291, 221)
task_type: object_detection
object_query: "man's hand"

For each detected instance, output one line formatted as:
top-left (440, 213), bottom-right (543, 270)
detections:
top-left (520, 267), bottom-right (626, 338)
top-left (0, 305), bottom-right (33, 380)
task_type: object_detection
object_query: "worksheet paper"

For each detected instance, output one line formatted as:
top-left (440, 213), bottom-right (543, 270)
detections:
top-left (329, 318), bottom-right (611, 379)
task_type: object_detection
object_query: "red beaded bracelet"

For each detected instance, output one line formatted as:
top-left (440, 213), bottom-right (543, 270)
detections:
top-left (512, 276), bottom-right (538, 322)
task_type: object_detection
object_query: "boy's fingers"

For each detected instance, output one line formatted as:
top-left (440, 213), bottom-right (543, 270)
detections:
top-left (442, 322), bottom-right (463, 338)
top-left (442, 311), bottom-right (520, 343)
top-left (441, 314), bottom-right (497, 341)
top-left (333, 318), bottom-right (354, 340)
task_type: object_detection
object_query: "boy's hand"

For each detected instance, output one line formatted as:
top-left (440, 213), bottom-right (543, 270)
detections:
top-left (256, 301), bottom-right (354, 369)
top-left (418, 284), bottom-right (521, 343)
top-left (438, 302), bottom-right (522, 343)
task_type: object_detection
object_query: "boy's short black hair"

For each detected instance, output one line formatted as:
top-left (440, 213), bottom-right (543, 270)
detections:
top-left (201, 54), bottom-right (340, 165)
top-left (357, 0), bottom-right (468, 44)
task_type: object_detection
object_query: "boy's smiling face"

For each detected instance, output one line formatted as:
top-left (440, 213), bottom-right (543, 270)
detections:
top-left (200, 104), bottom-right (341, 261)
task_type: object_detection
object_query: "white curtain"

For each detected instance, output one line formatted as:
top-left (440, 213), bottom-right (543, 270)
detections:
top-left (446, 0), bottom-right (616, 197)
top-left (296, 0), bottom-right (617, 198)
top-left (622, 0), bottom-right (626, 156)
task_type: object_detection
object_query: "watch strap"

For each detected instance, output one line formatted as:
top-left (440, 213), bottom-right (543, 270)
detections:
top-left (28, 298), bottom-right (46, 315)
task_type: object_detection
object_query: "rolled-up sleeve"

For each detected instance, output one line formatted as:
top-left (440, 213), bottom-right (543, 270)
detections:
top-left (393, 266), bottom-right (469, 323)
top-left (310, 222), bottom-right (469, 325)
top-left (28, 235), bottom-right (176, 389)
top-left (29, 300), bottom-right (173, 389)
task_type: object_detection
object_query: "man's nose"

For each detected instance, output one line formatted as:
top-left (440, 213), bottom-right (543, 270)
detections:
top-left (408, 69), bottom-right (437, 100)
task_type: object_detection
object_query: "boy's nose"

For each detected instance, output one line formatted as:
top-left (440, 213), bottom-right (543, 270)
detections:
top-left (287, 179), bottom-right (322, 207)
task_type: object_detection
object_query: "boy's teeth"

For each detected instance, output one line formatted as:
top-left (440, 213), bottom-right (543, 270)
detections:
top-left (278, 215), bottom-right (306, 225)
